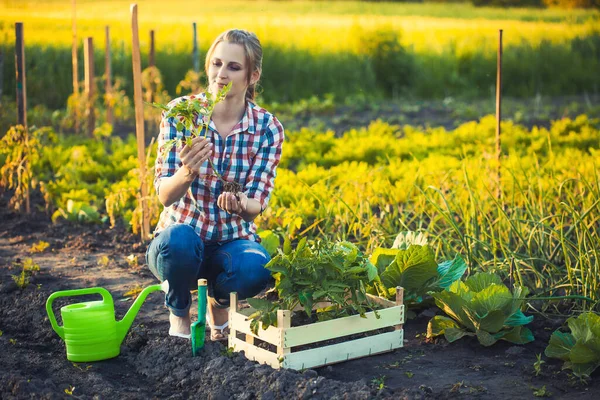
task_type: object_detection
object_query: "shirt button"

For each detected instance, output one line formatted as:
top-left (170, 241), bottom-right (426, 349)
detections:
top-left (225, 154), bottom-right (230, 158)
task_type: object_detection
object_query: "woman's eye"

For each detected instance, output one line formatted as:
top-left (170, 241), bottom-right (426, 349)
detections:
top-left (212, 61), bottom-right (221, 66)
top-left (229, 66), bottom-right (240, 71)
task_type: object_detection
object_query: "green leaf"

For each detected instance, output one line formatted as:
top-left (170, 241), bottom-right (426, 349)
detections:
top-left (476, 329), bottom-right (499, 347)
top-left (299, 290), bottom-right (313, 317)
top-left (257, 230), bottom-right (279, 256)
top-left (545, 331), bottom-right (576, 361)
top-left (505, 309), bottom-right (534, 327)
top-left (427, 315), bottom-right (460, 338)
top-left (445, 327), bottom-right (470, 343)
top-left (246, 298), bottom-right (275, 312)
top-left (470, 284), bottom-right (512, 321)
top-left (283, 236), bottom-right (292, 255)
top-left (369, 248), bottom-right (399, 274)
top-left (380, 245), bottom-right (437, 293)
top-left (568, 312), bottom-right (600, 342)
top-left (570, 341), bottom-right (600, 364)
top-left (436, 254), bottom-right (467, 290)
top-left (499, 326), bottom-right (535, 345)
top-left (176, 122), bottom-right (184, 132)
top-left (464, 272), bottom-right (503, 292)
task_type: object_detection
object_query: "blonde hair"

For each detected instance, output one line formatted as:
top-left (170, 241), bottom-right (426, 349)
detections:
top-left (205, 29), bottom-right (263, 102)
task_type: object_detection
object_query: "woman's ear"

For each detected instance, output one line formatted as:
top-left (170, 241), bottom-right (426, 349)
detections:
top-left (250, 69), bottom-right (261, 86)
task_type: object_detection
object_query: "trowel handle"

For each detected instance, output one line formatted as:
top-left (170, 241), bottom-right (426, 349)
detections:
top-left (45, 287), bottom-right (113, 339)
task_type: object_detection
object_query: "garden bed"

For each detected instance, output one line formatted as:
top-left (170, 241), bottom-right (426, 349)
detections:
top-left (229, 290), bottom-right (404, 370)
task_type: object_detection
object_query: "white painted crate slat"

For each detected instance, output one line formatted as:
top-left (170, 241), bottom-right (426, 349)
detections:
top-left (284, 306), bottom-right (403, 348)
top-left (283, 330), bottom-right (404, 370)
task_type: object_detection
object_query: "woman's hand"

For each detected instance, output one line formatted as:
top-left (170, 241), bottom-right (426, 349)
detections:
top-left (180, 136), bottom-right (212, 177)
top-left (217, 192), bottom-right (249, 215)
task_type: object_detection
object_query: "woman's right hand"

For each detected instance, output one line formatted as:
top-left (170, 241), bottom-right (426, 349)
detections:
top-left (180, 136), bottom-right (213, 177)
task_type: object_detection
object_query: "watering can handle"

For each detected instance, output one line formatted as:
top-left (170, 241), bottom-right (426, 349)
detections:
top-left (45, 287), bottom-right (113, 340)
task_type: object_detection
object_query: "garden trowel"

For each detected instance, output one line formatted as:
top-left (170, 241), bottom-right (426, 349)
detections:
top-left (191, 279), bottom-right (208, 356)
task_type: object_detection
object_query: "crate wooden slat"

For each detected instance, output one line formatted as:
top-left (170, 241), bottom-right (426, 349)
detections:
top-left (228, 286), bottom-right (404, 370)
top-left (284, 306), bottom-right (403, 348)
top-left (283, 329), bottom-right (403, 370)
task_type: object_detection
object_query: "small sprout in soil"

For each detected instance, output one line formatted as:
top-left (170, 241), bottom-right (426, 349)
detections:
top-left (504, 361), bottom-right (516, 367)
top-left (531, 385), bottom-right (552, 398)
top-left (533, 353), bottom-right (545, 376)
top-left (72, 363), bottom-right (92, 372)
top-left (30, 240), bottom-right (50, 253)
top-left (98, 256), bottom-right (110, 268)
top-left (11, 258), bottom-right (40, 289)
top-left (9, 338), bottom-right (16, 345)
top-left (221, 346), bottom-right (236, 358)
top-left (371, 375), bottom-right (386, 390)
top-left (64, 385), bottom-right (75, 396)
top-left (405, 371), bottom-right (414, 378)
top-left (450, 381), bottom-right (466, 393)
top-left (0, 330), bottom-right (3, 336)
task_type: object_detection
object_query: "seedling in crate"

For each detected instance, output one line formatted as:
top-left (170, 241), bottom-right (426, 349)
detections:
top-left (150, 83), bottom-right (243, 198)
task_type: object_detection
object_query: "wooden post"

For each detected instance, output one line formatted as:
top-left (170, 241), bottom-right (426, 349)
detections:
top-left (149, 30), bottom-right (155, 68)
top-left (83, 37), bottom-right (95, 137)
top-left (277, 310), bottom-right (291, 358)
top-left (72, 0), bottom-right (79, 132)
top-left (105, 26), bottom-right (113, 127)
top-left (229, 292), bottom-right (239, 348)
top-left (495, 29), bottom-right (503, 201)
top-left (15, 22), bottom-right (30, 214)
top-left (15, 23), bottom-right (27, 128)
top-left (131, 4), bottom-right (150, 241)
top-left (192, 22), bottom-right (199, 72)
top-left (395, 286), bottom-right (404, 331)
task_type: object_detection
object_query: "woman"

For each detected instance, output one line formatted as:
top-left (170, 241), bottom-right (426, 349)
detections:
top-left (146, 29), bottom-right (284, 341)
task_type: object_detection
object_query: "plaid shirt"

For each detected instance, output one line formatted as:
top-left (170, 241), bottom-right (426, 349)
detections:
top-left (153, 94), bottom-right (285, 243)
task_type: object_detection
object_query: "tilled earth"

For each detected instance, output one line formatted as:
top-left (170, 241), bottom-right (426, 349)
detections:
top-left (1, 205), bottom-right (599, 399)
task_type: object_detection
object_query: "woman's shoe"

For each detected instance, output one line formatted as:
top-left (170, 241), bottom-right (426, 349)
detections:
top-left (208, 321), bottom-right (229, 342)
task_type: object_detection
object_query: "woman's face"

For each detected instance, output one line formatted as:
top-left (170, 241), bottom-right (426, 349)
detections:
top-left (207, 41), bottom-right (258, 100)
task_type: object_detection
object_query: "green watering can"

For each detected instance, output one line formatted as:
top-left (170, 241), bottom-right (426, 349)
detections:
top-left (46, 280), bottom-right (169, 362)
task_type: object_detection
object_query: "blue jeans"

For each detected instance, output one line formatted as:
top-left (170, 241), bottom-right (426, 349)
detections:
top-left (146, 224), bottom-right (272, 317)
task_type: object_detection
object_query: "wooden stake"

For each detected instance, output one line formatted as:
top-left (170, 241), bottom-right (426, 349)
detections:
top-left (15, 23), bottom-right (27, 128)
top-left (15, 22), bottom-right (30, 214)
top-left (192, 22), bottom-right (199, 73)
top-left (83, 37), bottom-right (95, 137)
top-left (149, 30), bottom-right (155, 68)
top-left (72, 0), bottom-right (79, 132)
top-left (277, 310), bottom-right (291, 357)
top-left (229, 292), bottom-right (239, 349)
top-left (105, 26), bottom-right (113, 127)
top-left (131, 4), bottom-right (150, 241)
top-left (395, 286), bottom-right (404, 331)
top-left (496, 29), bottom-right (503, 201)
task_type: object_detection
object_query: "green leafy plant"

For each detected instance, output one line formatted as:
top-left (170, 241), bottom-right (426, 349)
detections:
top-left (12, 258), bottom-right (40, 289)
top-left (369, 242), bottom-right (467, 308)
top-left (150, 83), bottom-right (240, 193)
top-left (247, 238), bottom-right (379, 334)
top-left (427, 272), bottom-right (534, 346)
top-left (371, 375), bottom-right (386, 390)
top-left (544, 312), bottom-right (600, 378)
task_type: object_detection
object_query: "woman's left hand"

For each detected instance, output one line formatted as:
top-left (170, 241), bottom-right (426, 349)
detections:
top-left (217, 192), bottom-right (249, 215)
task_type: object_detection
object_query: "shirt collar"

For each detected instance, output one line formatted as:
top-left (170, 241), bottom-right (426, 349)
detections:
top-left (201, 97), bottom-right (256, 136)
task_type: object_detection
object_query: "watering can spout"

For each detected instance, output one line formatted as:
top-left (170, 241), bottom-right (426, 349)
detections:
top-left (116, 280), bottom-right (169, 345)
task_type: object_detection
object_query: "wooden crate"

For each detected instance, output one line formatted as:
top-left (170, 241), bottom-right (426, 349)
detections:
top-left (228, 287), bottom-right (404, 370)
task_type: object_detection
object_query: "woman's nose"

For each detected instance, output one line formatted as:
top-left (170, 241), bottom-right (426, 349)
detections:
top-left (218, 66), bottom-right (227, 79)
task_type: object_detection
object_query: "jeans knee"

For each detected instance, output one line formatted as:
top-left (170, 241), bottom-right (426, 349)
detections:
top-left (157, 224), bottom-right (203, 271)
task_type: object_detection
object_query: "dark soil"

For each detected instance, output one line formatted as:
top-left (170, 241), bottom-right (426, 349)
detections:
top-left (1, 202), bottom-right (600, 399)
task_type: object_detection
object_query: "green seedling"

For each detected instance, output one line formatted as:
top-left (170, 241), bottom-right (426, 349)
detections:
top-left (150, 82), bottom-right (242, 195)
top-left (532, 385), bottom-right (551, 397)
top-left (371, 375), bottom-right (386, 390)
top-left (533, 353), bottom-right (545, 376)
top-left (12, 258), bottom-right (40, 289)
